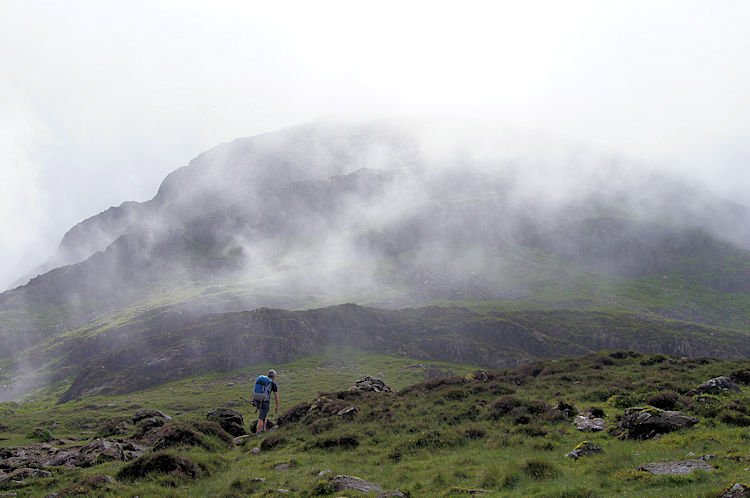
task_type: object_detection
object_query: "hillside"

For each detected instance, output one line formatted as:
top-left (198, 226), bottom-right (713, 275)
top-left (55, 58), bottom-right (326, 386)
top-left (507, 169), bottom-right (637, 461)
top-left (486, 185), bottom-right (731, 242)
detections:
top-left (0, 350), bottom-right (748, 496)
top-left (2, 120), bottom-right (750, 401)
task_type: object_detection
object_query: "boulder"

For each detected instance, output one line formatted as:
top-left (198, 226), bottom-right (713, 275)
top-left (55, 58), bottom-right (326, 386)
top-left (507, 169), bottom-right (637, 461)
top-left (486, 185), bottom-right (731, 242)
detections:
top-left (0, 468), bottom-right (52, 482)
top-left (565, 441), bottom-right (604, 460)
top-left (206, 408), bottom-right (246, 437)
top-left (331, 475), bottom-right (384, 493)
top-left (618, 407), bottom-right (698, 439)
top-left (638, 458), bottom-right (715, 475)
top-left (337, 407), bottom-right (360, 420)
top-left (78, 438), bottom-right (125, 466)
top-left (574, 414), bottom-right (607, 432)
top-left (723, 483), bottom-right (750, 498)
top-left (349, 376), bottom-right (392, 393)
top-left (687, 377), bottom-right (742, 396)
top-left (132, 409), bottom-right (171, 424)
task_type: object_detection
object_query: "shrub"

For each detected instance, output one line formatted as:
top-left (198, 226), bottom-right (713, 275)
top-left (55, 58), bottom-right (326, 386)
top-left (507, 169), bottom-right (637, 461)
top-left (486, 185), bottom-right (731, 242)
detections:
top-left (488, 396), bottom-right (522, 419)
top-left (260, 433), bottom-right (288, 450)
top-left (514, 425), bottom-right (548, 437)
top-left (117, 452), bottom-right (201, 480)
top-left (640, 354), bottom-right (668, 366)
top-left (27, 427), bottom-right (54, 442)
top-left (310, 434), bottom-right (359, 450)
top-left (648, 391), bottom-right (679, 410)
top-left (719, 411), bottom-right (750, 427)
top-left (521, 459), bottom-right (558, 480)
top-left (461, 424), bottom-right (487, 439)
top-left (308, 417), bottom-right (339, 435)
top-left (442, 387), bottom-right (469, 401)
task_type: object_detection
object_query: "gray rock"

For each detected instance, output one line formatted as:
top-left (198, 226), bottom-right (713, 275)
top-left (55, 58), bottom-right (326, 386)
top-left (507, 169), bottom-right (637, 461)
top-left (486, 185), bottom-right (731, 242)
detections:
top-left (0, 468), bottom-right (52, 482)
top-left (723, 483), bottom-right (750, 498)
top-left (349, 376), bottom-right (393, 393)
top-left (206, 407), bottom-right (246, 437)
top-left (78, 438), bottom-right (125, 466)
top-left (274, 462), bottom-right (294, 471)
top-left (688, 377), bottom-right (742, 396)
top-left (317, 469), bottom-right (332, 476)
top-left (566, 441), bottom-right (604, 460)
top-left (233, 435), bottom-right (253, 445)
top-left (331, 475), bottom-right (384, 493)
top-left (337, 407), bottom-right (360, 419)
top-left (638, 459), bottom-right (715, 475)
top-left (251, 447), bottom-right (261, 455)
top-left (574, 414), bottom-right (607, 431)
top-left (132, 409), bottom-right (171, 423)
top-left (618, 407), bottom-right (698, 439)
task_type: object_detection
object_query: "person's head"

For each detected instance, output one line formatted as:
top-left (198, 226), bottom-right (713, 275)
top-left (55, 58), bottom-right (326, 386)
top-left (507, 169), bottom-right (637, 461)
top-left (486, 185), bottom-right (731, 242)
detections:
top-left (268, 369), bottom-right (276, 379)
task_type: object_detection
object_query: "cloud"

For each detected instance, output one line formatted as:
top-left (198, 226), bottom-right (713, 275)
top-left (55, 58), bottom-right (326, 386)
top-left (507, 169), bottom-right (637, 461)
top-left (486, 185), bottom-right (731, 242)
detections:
top-left (2, 0), bottom-right (750, 286)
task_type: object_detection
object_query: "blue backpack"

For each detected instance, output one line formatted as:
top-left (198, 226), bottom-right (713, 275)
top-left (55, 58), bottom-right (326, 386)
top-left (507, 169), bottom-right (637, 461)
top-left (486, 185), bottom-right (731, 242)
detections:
top-left (251, 375), bottom-right (272, 404)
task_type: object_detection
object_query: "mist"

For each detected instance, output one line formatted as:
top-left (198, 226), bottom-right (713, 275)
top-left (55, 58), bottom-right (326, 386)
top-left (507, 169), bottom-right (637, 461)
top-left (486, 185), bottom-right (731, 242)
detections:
top-left (2, 1), bottom-right (750, 290)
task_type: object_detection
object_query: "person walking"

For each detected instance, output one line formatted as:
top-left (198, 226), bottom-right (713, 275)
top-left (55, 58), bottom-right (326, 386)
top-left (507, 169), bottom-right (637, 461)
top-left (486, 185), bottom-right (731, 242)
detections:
top-left (254, 369), bottom-right (279, 433)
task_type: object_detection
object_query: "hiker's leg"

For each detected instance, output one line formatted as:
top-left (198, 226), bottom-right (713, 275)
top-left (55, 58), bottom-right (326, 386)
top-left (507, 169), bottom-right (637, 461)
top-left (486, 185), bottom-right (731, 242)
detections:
top-left (257, 401), bottom-right (270, 432)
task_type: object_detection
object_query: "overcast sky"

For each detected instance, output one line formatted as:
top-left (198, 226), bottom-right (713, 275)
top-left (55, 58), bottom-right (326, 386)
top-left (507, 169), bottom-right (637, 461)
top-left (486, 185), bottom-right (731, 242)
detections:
top-left (1, 0), bottom-right (750, 290)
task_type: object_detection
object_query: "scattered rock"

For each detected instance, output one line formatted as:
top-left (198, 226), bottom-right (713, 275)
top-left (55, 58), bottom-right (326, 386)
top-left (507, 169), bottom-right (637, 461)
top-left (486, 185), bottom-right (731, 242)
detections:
top-left (722, 483), bottom-right (750, 498)
top-left (618, 407), bottom-right (698, 439)
top-left (638, 459), bottom-right (715, 475)
top-left (251, 477), bottom-right (265, 483)
top-left (565, 441), bottom-right (604, 460)
top-left (331, 475), bottom-right (383, 493)
top-left (206, 408), bottom-right (246, 437)
top-left (132, 409), bottom-right (172, 424)
top-left (234, 435), bottom-right (253, 446)
top-left (574, 414), bottom-right (607, 432)
top-left (274, 462), bottom-right (295, 471)
top-left (349, 376), bottom-right (392, 393)
top-left (78, 438), bottom-right (125, 466)
top-left (688, 377), bottom-right (742, 396)
top-left (250, 447), bottom-right (261, 455)
top-left (0, 468), bottom-right (52, 482)
top-left (317, 469), bottom-right (332, 476)
top-left (337, 407), bottom-right (360, 420)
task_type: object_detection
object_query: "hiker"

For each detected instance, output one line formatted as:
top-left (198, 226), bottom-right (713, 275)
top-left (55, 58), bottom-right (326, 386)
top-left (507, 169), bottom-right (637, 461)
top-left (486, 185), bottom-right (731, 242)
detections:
top-left (252, 369), bottom-right (279, 433)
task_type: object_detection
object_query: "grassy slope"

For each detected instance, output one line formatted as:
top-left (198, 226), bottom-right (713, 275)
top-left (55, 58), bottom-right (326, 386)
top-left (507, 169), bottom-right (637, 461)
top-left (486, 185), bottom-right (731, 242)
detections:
top-left (1, 350), bottom-right (748, 497)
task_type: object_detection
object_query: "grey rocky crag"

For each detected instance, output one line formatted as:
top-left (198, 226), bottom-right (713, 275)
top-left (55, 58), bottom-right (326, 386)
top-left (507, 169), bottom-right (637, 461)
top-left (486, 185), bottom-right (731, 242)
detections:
top-left (687, 376), bottom-right (742, 396)
top-left (616, 406), bottom-right (698, 439)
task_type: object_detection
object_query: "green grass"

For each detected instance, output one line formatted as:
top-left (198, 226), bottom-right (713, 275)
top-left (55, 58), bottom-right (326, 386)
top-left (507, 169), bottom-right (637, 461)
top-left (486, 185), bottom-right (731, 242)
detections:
top-left (1, 350), bottom-right (748, 497)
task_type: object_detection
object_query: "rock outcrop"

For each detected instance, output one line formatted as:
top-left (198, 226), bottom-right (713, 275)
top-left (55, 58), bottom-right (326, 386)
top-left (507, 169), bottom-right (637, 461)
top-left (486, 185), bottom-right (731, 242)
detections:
top-left (687, 377), bottom-right (742, 396)
top-left (638, 456), bottom-right (715, 475)
top-left (349, 376), bottom-right (392, 393)
top-left (565, 441), bottom-right (604, 460)
top-left (206, 407), bottom-right (246, 437)
top-left (617, 407), bottom-right (698, 439)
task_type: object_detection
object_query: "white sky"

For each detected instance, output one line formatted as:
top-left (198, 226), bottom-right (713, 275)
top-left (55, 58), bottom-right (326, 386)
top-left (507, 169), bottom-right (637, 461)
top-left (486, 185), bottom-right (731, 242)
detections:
top-left (1, 0), bottom-right (750, 289)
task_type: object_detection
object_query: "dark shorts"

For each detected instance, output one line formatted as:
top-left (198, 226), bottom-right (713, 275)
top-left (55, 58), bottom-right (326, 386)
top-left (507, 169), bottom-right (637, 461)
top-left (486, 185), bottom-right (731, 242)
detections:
top-left (257, 400), bottom-right (271, 421)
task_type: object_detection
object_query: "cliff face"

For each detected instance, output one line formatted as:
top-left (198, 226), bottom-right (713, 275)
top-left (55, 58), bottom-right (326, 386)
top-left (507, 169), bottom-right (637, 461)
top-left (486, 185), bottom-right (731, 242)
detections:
top-left (54, 304), bottom-right (750, 402)
top-left (3, 120), bottom-right (750, 402)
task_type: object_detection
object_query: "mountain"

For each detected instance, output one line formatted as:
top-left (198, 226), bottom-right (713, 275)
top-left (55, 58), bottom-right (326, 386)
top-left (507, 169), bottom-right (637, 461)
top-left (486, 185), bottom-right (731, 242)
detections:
top-left (2, 119), bottom-right (750, 402)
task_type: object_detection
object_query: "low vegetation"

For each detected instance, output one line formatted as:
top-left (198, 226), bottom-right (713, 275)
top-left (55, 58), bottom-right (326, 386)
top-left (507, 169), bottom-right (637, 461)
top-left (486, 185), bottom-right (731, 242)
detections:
top-left (0, 349), bottom-right (748, 496)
